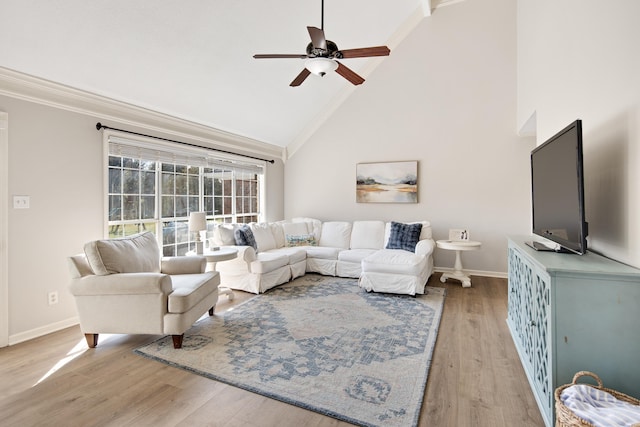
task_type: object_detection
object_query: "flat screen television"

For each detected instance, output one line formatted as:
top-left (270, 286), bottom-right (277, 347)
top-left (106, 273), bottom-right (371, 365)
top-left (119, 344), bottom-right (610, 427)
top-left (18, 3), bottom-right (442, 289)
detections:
top-left (527, 119), bottom-right (588, 254)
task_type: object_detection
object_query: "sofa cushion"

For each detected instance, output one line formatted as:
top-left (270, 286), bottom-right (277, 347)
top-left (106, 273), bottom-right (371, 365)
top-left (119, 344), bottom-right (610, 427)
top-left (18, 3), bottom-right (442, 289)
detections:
top-left (282, 222), bottom-right (311, 237)
top-left (338, 248), bottom-right (377, 263)
top-left (386, 221), bottom-right (423, 252)
top-left (84, 231), bottom-right (160, 276)
top-left (350, 221), bottom-right (385, 249)
top-left (306, 246), bottom-right (340, 260)
top-left (250, 252), bottom-right (289, 274)
top-left (250, 223), bottom-right (277, 252)
top-left (270, 221), bottom-right (287, 248)
top-left (235, 225), bottom-right (258, 250)
top-left (319, 221), bottom-right (352, 249)
top-left (362, 249), bottom-right (427, 276)
top-left (266, 247), bottom-right (307, 264)
top-left (291, 217), bottom-right (322, 240)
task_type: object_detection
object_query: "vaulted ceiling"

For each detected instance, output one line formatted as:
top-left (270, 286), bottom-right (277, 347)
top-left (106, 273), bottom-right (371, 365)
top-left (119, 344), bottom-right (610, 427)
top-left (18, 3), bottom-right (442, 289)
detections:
top-left (1, 0), bottom-right (452, 148)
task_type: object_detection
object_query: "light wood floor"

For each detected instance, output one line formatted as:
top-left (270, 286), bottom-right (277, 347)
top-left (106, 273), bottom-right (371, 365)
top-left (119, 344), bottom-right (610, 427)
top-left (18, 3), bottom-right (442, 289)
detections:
top-left (0, 274), bottom-right (544, 427)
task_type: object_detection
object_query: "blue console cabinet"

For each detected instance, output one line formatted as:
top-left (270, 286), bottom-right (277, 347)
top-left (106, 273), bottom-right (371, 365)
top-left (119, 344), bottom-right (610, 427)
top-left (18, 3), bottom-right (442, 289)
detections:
top-left (507, 237), bottom-right (640, 427)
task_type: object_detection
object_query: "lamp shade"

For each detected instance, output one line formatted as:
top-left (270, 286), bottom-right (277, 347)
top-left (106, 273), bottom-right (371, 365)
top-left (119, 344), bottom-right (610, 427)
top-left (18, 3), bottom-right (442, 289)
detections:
top-left (305, 57), bottom-right (338, 76)
top-left (188, 212), bottom-right (207, 232)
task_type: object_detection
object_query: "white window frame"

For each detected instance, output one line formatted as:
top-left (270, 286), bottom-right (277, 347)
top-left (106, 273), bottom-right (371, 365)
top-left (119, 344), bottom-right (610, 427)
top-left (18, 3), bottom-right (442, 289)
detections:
top-left (102, 130), bottom-right (265, 254)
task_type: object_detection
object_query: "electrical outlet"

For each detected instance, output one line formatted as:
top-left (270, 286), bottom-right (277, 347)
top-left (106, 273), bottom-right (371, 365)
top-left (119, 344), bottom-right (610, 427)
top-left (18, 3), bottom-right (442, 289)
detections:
top-left (48, 291), bottom-right (58, 305)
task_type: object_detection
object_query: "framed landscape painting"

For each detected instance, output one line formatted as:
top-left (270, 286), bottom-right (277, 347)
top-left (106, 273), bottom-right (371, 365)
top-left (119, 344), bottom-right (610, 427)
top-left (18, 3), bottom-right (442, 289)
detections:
top-left (356, 161), bottom-right (418, 203)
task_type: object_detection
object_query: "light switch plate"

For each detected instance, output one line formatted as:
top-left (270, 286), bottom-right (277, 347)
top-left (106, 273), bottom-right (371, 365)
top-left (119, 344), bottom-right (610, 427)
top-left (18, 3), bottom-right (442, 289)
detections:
top-left (13, 195), bottom-right (30, 209)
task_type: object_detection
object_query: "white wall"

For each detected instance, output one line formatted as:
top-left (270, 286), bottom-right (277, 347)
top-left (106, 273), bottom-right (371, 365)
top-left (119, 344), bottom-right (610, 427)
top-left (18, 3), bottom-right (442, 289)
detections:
top-left (518, 1), bottom-right (640, 268)
top-left (0, 94), bottom-right (285, 344)
top-left (285, 0), bottom-right (534, 275)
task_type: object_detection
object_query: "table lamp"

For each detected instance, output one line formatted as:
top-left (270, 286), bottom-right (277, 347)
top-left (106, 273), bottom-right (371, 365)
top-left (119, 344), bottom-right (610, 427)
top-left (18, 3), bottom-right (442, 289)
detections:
top-left (188, 212), bottom-right (207, 254)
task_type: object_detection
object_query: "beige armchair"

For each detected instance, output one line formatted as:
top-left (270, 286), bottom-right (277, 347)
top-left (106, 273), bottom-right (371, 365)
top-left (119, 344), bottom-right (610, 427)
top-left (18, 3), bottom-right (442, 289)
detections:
top-left (67, 232), bottom-right (220, 349)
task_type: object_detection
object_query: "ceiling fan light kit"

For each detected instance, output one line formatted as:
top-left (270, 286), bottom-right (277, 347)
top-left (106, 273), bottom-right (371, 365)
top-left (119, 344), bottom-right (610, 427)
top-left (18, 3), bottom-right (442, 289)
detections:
top-left (253, 0), bottom-right (390, 87)
top-left (305, 57), bottom-right (338, 76)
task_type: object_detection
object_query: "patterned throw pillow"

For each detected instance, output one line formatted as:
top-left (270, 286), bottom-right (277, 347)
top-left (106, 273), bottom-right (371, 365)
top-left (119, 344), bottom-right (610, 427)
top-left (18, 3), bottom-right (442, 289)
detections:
top-left (385, 221), bottom-right (423, 252)
top-left (234, 225), bottom-right (258, 251)
top-left (285, 234), bottom-right (318, 247)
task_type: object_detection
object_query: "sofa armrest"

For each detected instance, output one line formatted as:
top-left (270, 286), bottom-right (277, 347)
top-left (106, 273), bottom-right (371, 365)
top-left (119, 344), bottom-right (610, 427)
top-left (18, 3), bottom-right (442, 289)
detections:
top-left (214, 245), bottom-right (256, 273)
top-left (69, 273), bottom-right (173, 296)
top-left (415, 239), bottom-right (435, 257)
top-left (161, 256), bottom-right (206, 274)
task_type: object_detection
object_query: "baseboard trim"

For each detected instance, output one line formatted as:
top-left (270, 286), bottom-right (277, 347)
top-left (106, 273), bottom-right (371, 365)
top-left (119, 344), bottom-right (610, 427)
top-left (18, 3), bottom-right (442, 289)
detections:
top-left (9, 316), bottom-right (79, 346)
top-left (434, 267), bottom-right (508, 279)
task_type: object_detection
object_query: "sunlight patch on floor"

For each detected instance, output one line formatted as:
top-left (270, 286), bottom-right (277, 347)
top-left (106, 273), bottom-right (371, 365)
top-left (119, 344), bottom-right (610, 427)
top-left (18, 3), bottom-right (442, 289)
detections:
top-left (33, 334), bottom-right (118, 386)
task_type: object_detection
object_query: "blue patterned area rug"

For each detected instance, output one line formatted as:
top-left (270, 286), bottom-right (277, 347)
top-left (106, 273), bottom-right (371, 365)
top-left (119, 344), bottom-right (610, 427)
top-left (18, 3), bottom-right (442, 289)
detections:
top-left (135, 275), bottom-right (445, 427)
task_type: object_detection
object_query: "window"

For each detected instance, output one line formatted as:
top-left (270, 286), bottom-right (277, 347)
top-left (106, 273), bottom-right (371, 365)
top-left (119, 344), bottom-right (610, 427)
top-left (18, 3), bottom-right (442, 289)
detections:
top-left (106, 134), bottom-right (264, 256)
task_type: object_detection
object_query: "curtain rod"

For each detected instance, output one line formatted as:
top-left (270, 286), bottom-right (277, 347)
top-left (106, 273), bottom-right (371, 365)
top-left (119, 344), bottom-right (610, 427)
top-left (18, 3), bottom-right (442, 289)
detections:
top-left (96, 122), bottom-right (275, 164)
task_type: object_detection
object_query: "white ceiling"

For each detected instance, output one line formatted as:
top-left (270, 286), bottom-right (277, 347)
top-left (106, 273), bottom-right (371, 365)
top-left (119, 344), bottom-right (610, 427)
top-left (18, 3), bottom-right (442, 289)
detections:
top-left (1, 0), bottom-right (444, 148)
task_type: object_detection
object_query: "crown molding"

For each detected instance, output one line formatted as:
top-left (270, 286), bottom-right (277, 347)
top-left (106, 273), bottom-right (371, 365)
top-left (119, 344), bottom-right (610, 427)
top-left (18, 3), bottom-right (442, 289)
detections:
top-left (0, 66), bottom-right (285, 162)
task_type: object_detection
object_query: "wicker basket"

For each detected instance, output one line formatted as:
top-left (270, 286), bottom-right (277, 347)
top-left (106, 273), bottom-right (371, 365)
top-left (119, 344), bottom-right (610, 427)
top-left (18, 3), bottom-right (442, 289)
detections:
top-left (554, 371), bottom-right (640, 427)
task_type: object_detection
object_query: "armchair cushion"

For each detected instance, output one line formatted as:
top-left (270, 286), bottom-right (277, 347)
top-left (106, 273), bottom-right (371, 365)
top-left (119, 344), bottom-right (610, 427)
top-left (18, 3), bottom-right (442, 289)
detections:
top-left (169, 272), bottom-right (219, 313)
top-left (84, 232), bottom-right (160, 275)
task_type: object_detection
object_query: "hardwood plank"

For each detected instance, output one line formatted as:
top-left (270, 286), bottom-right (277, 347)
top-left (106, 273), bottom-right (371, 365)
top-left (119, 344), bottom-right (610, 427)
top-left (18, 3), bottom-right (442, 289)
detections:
top-left (0, 274), bottom-right (544, 426)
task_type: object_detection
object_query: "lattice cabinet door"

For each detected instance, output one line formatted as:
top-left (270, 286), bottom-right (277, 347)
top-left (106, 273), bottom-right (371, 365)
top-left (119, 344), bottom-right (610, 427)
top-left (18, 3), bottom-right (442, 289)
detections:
top-left (531, 269), bottom-right (552, 421)
top-left (507, 242), bottom-right (553, 426)
top-left (507, 247), bottom-right (524, 338)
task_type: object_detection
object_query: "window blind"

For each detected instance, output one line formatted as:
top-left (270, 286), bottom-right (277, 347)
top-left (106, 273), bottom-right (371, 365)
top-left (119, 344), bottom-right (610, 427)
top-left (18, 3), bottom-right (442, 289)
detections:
top-left (108, 134), bottom-right (265, 174)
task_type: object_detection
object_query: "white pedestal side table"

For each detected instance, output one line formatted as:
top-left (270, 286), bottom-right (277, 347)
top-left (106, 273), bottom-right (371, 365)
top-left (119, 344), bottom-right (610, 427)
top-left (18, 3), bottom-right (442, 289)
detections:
top-left (436, 240), bottom-right (482, 288)
top-left (187, 247), bottom-right (238, 300)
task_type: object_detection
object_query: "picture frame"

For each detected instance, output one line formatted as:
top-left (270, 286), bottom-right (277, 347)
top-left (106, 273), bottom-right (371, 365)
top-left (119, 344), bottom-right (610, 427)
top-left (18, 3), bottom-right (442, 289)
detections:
top-left (356, 161), bottom-right (418, 203)
top-left (449, 229), bottom-right (469, 241)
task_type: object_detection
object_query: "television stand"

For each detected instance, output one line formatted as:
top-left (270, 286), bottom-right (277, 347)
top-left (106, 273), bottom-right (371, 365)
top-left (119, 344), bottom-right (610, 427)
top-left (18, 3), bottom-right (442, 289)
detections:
top-left (525, 241), bottom-right (573, 253)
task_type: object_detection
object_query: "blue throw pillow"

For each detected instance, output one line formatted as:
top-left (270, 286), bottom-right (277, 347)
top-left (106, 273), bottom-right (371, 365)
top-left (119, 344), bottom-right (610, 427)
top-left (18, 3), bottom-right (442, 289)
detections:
top-left (234, 225), bottom-right (258, 251)
top-left (386, 221), bottom-right (423, 252)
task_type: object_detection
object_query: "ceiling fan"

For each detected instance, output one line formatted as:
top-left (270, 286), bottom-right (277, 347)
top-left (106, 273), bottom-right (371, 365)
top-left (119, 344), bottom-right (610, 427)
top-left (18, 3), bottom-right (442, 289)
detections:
top-left (253, 0), bottom-right (390, 87)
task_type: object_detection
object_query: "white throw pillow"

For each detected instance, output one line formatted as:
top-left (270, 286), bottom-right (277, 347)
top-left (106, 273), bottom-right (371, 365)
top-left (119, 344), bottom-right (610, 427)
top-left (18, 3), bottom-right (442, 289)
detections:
top-left (212, 224), bottom-right (239, 246)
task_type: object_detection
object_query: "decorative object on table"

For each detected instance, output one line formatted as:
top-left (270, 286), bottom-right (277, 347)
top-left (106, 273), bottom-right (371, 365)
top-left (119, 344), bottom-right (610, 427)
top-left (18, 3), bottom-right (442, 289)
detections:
top-left (436, 239), bottom-right (481, 288)
top-left (448, 228), bottom-right (469, 241)
top-left (356, 161), bottom-right (418, 203)
top-left (135, 275), bottom-right (446, 427)
top-left (555, 371), bottom-right (640, 427)
top-left (188, 212), bottom-right (207, 255)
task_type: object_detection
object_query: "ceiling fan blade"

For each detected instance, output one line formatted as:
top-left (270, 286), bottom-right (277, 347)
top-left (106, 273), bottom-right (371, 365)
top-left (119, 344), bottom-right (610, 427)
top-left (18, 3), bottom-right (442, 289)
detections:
top-left (254, 54), bottom-right (308, 59)
top-left (307, 26), bottom-right (327, 50)
top-left (290, 68), bottom-right (311, 87)
top-left (338, 46), bottom-right (390, 59)
top-left (335, 61), bottom-right (364, 85)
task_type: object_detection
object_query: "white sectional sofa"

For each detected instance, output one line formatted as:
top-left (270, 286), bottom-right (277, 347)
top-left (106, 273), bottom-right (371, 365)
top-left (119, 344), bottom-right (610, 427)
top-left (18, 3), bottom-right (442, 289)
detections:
top-left (210, 218), bottom-right (435, 296)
